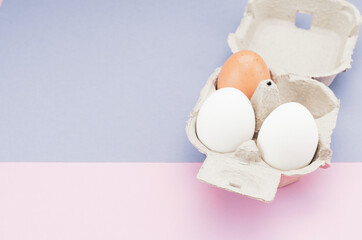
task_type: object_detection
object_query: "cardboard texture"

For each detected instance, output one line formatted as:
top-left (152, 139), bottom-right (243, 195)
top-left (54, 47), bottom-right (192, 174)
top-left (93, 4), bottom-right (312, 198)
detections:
top-left (228, 0), bottom-right (361, 86)
top-left (186, 0), bottom-right (361, 202)
top-left (187, 68), bottom-right (339, 202)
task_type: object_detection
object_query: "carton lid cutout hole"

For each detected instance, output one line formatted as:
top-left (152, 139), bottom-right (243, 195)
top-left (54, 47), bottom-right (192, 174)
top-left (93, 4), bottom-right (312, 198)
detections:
top-left (227, 0), bottom-right (361, 85)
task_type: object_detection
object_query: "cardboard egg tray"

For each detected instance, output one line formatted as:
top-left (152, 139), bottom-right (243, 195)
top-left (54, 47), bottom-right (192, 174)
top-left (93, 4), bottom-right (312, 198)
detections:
top-left (186, 0), bottom-right (361, 202)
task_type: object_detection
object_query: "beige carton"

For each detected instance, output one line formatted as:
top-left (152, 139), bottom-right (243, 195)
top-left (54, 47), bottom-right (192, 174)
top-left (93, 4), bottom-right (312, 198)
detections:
top-left (186, 0), bottom-right (361, 202)
top-left (228, 0), bottom-right (361, 86)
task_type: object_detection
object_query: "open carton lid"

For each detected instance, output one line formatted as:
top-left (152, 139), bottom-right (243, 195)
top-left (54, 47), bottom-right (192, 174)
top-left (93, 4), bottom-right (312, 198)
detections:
top-left (187, 0), bottom-right (360, 202)
top-left (227, 0), bottom-right (361, 86)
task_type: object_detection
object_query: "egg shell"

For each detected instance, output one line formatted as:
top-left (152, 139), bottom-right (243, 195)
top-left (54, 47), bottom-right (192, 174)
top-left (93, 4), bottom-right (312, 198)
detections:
top-left (257, 102), bottom-right (319, 171)
top-left (196, 88), bottom-right (255, 153)
top-left (186, 68), bottom-right (339, 202)
top-left (217, 50), bottom-right (271, 99)
top-left (186, 0), bottom-right (358, 202)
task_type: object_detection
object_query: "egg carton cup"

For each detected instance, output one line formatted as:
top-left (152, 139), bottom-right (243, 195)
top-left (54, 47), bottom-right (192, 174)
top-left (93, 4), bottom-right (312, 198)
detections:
top-left (186, 68), bottom-right (339, 202)
top-left (227, 0), bottom-right (361, 86)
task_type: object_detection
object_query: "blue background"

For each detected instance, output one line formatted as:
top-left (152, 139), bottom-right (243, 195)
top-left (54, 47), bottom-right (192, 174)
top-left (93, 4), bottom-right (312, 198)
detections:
top-left (0, 0), bottom-right (361, 162)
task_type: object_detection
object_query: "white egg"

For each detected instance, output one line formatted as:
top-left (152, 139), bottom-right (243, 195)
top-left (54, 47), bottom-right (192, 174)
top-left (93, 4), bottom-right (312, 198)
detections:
top-left (196, 87), bottom-right (255, 153)
top-left (257, 102), bottom-right (318, 171)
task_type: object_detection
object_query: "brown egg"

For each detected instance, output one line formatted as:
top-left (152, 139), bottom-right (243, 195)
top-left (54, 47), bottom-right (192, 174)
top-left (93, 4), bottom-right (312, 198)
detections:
top-left (217, 50), bottom-right (271, 99)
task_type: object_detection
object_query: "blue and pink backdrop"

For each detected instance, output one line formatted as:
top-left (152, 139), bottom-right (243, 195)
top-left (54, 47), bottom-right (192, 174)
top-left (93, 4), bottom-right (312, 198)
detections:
top-left (0, 1), bottom-right (361, 239)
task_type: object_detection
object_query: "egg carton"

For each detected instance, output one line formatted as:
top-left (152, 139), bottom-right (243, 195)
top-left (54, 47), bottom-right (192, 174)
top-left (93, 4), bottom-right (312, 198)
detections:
top-left (227, 0), bottom-right (361, 86)
top-left (186, 68), bottom-right (339, 202)
top-left (186, 0), bottom-right (361, 202)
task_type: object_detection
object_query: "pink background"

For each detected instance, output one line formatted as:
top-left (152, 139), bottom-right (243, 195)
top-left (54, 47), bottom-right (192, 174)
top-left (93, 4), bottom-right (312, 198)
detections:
top-left (0, 162), bottom-right (361, 240)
